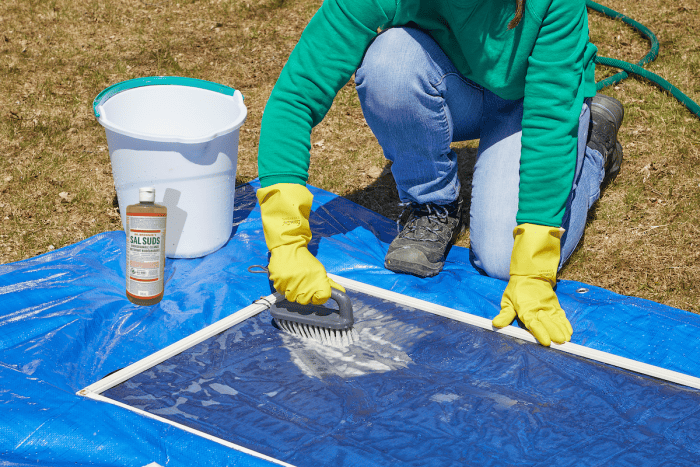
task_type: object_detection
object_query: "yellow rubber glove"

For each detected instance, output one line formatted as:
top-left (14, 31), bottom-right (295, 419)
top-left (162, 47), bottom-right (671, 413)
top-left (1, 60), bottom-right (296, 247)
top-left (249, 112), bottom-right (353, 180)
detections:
top-left (256, 183), bottom-right (345, 305)
top-left (492, 223), bottom-right (573, 346)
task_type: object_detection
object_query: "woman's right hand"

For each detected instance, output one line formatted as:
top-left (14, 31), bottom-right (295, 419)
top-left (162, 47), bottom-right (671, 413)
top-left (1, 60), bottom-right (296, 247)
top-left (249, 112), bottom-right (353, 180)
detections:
top-left (257, 183), bottom-right (345, 305)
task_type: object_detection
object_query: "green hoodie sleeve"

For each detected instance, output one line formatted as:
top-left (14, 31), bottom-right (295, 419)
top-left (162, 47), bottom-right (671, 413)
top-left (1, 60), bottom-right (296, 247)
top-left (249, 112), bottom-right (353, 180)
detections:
top-left (257, 0), bottom-right (397, 188)
top-left (517, 0), bottom-right (595, 227)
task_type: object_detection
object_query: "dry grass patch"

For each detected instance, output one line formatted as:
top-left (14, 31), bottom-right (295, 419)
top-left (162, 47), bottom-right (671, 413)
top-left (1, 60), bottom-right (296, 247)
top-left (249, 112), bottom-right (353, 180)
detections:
top-left (562, 0), bottom-right (700, 311)
top-left (1, 0), bottom-right (699, 312)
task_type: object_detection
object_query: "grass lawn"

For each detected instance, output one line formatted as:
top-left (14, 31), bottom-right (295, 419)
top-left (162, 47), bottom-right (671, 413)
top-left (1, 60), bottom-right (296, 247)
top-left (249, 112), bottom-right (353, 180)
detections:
top-left (1, 0), bottom-right (699, 311)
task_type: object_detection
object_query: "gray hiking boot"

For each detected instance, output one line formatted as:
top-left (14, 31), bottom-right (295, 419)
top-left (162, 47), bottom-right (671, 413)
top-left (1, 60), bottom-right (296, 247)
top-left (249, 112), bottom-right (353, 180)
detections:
top-left (384, 197), bottom-right (465, 278)
top-left (588, 93), bottom-right (625, 184)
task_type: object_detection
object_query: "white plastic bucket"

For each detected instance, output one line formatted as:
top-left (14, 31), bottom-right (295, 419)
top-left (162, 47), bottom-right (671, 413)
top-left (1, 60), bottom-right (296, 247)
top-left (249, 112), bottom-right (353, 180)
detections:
top-left (94, 77), bottom-right (247, 258)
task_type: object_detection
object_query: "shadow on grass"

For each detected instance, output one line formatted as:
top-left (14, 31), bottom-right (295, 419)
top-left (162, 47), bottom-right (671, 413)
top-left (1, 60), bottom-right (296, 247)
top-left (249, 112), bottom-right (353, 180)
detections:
top-left (342, 145), bottom-right (479, 230)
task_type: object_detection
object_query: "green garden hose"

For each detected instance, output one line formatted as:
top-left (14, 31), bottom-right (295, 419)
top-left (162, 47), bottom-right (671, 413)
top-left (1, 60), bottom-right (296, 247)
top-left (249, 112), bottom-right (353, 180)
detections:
top-left (587, 0), bottom-right (700, 119)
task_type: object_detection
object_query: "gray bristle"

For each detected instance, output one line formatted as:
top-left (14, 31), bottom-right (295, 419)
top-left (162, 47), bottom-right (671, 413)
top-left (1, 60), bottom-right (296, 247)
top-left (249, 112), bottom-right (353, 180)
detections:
top-left (275, 319), bottom-right (356, 348)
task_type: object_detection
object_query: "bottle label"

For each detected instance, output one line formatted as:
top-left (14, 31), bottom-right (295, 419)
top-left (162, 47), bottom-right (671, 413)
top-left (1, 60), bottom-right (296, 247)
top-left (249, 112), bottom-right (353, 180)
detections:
top-left (126, 213), bottom-right (166, 300)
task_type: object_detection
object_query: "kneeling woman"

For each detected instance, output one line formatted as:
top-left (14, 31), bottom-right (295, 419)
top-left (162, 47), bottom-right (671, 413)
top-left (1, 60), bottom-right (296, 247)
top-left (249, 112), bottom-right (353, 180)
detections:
top-left (255, 0), bottom-right (624, 346)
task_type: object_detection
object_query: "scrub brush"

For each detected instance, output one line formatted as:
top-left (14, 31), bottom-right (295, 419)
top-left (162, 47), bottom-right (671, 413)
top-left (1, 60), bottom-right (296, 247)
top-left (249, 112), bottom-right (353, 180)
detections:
top-left (269, 289), bottom-right (358, 348)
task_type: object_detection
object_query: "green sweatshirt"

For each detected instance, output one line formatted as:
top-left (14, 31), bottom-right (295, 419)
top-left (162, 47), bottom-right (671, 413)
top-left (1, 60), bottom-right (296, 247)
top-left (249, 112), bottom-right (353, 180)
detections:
top-left (257, 0), bottom-right (597, 227)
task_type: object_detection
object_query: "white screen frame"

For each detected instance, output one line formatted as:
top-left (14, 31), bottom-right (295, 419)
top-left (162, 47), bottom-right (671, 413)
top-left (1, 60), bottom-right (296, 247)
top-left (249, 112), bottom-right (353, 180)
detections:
top-left (78, 275), bottom-right (700, 465)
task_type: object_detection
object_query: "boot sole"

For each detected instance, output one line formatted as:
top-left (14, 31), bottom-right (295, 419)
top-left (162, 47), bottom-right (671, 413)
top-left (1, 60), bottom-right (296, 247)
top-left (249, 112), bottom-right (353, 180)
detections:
top-left (591, 93), bottom-right (625, 130)
top-left (384, 256), bottom-right (443, 278)
top-left (603, 141), bottom-right (623, 185)
top-left (383, 224), bottom-right (465, 278)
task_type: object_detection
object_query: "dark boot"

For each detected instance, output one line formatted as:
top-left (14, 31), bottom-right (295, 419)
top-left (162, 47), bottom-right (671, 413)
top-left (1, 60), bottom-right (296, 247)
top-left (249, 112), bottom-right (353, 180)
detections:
top-left (384, 197), bottom-right (465, 278)
top-left (588, 93), bottom-right (625, 184)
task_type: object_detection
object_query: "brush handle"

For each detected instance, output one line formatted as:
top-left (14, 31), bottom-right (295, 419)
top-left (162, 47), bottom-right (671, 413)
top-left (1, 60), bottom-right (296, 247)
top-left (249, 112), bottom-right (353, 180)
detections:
top-left (330, 288), bottom-right (354, 325)
top-left (268, 288), bottom-right (354, 330)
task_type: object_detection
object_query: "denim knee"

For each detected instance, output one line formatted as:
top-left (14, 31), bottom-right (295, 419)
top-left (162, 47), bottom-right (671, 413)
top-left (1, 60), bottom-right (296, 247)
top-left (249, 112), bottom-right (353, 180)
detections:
top-left (469, 241), bottom-right (512, 281)
top-left (356, 28), bottom-right (435, 115)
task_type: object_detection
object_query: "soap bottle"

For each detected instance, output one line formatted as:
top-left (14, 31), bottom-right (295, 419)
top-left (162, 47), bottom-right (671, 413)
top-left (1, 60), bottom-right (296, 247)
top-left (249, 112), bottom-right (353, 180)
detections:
top-left (125, 187), bottom-right (167, 306)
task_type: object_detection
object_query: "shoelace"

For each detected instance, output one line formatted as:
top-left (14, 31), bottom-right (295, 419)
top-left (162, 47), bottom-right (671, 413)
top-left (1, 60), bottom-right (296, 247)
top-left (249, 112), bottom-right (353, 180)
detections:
top-left (396, 202), bottom-right (451, 241)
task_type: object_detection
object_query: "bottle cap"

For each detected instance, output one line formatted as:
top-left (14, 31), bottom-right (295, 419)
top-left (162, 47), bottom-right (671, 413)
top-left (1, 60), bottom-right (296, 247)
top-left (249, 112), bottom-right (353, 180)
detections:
top-left (139, 187), bottom-right (156, 203)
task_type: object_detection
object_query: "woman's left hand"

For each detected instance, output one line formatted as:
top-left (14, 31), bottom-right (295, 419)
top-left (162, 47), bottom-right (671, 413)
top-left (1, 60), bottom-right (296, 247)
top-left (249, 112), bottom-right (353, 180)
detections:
top-left (491, 224), bottom-right (573, 346)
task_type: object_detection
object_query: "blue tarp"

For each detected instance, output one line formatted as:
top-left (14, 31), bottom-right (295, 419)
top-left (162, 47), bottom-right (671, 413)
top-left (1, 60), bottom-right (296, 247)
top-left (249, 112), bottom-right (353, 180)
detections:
top-left (104, 288), bottom-right (700, 466)
top-left (2, 181), bottom-right (700, 466)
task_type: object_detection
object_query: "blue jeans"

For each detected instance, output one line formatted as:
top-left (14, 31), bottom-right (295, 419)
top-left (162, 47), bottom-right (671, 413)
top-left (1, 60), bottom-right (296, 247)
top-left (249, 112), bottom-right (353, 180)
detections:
top-left (355, 27), bottom-right (605, 280)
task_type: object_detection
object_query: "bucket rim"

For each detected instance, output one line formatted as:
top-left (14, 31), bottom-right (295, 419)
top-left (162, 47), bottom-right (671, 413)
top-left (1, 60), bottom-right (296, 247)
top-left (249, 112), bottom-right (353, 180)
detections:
top-left (93, 76), bottom-right (247, 144)
top-left (93, 76), bottom-right (242, 118)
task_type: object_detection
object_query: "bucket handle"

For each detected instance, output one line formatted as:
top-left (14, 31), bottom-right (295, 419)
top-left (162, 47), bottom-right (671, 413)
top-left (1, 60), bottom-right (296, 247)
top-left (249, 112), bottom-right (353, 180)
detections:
top-left (93, 76), bottom-right (241, 118)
